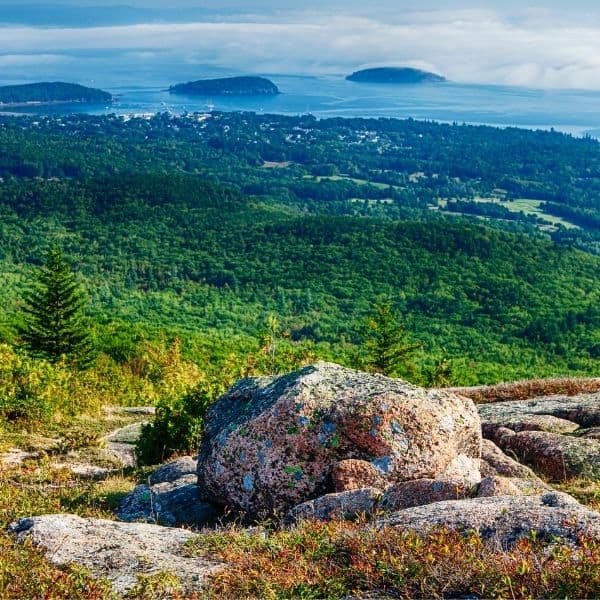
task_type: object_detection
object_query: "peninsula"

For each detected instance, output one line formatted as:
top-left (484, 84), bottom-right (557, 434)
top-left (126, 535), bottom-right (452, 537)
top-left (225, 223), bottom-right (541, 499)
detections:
top-left (0, 82), bottom-right (112, 106)
top-left (169, 76), bottom-right (280, 97)
top-left (346, 67), bottom-right (446, 84)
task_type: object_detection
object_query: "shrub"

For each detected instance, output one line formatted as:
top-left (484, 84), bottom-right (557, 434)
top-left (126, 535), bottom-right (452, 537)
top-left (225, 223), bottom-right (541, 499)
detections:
top-left (0, 344), bottom-right (71, 423)
top-left (136, 386), bottom-right (215, 466)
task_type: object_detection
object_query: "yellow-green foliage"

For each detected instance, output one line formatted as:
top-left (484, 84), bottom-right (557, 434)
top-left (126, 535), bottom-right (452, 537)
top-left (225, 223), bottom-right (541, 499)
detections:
top-left (0, 339), bottom-right (206, 429)
top-left (0, 343), bottom-right (91, 423)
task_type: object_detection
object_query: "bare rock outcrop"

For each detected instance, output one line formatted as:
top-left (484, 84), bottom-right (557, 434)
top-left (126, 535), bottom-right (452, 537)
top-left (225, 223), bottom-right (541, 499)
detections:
top-left (499, 430), bottom-right (600, 480)
top-left (198, 362), bottom-right (482, 516)
top-left (377, 492), bottom-right (600, 548)
top-left (480, 439), bottom-right (542, 480)
top-left (482, 414), bottom-right (579, 436)
top-left (478, 392), bottom-right (600, 428)
top-left (9, 514), bottom-right (223, 595)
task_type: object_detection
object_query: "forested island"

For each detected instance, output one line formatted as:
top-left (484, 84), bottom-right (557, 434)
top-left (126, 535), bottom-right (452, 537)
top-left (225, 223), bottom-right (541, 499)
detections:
top-left (347, 67), bottom-right (446, 84)
top-left (0, 82), bottom-right (112, 106)
top-left (169, 76), bottom-right (280, 96)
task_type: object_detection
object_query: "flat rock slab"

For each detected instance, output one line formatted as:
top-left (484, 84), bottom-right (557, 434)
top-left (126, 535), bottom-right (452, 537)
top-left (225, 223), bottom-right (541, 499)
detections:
top-left (104, 422), bottom-right (146, 445)
top-left (482, 414), bottom-right (579, 435)
top-left (478, 393), bottom-right (600, 428)
top-left (115, 407), bottom-right (156, 416)
top-left (377, 492), bottom-right (600, 548)
top-left (150, 456), bottom-right (198, 485)
top-left (52, 461), bottom-right (120, 479)
top-left (9, 514), bottom-right (223, 595)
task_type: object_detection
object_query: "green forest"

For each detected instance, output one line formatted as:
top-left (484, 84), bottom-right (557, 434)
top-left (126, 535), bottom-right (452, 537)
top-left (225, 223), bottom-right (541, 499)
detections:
top-left (0, 110), bottom-right (599, 430)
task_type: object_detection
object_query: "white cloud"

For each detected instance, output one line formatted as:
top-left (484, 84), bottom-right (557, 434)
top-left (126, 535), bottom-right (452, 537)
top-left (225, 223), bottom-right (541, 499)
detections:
top-left (3, 9), bottom-right (600, 89)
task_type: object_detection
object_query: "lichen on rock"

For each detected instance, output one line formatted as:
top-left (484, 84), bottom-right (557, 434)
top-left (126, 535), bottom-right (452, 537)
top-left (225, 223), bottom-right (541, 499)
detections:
top-left (198, 362), bottom-right (481, 516)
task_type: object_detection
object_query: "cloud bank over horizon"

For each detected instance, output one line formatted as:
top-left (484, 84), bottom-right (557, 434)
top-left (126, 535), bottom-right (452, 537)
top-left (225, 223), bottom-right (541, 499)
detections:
top-left (2, 5), bottom-right (600, 90)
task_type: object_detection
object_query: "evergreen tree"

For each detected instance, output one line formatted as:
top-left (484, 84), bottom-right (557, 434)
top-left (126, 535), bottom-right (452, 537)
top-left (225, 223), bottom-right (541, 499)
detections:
top-left (19, 248), bottom-right (91, 365)
top-left (364, 301), bottom-right (421, 378)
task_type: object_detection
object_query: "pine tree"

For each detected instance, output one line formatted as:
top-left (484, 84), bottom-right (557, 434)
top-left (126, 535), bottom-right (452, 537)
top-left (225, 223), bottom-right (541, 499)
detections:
top-left (364, 301), bottom-right (422, 378)
top-left (19, 247), bottom-right (91, 365)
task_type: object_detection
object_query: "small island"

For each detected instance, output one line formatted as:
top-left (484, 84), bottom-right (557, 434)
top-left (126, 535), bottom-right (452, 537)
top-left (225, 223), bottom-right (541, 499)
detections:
top-left (346, 67), bottom-right (446, 85)
top-left (0, 82), bottom-right (112, 106)
top-left (169, 76), bottom-right (280, 97)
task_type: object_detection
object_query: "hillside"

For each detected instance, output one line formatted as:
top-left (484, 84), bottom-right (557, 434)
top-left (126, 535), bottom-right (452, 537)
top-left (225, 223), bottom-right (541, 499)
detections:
top-left (169, 76), bottom-right (280, 96)
top-left (0, 82), bottom-right (112, 106)
top-left (347, 67), bottom-right (446, 84)
top-left (0, 171), bottom-right (599, 383)
top-left (0, 112), bottom-right (598, 383)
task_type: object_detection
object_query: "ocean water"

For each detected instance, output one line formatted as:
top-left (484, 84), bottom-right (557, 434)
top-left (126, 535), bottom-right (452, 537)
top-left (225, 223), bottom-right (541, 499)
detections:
top-left (3, 74), bottom-right (600, 137)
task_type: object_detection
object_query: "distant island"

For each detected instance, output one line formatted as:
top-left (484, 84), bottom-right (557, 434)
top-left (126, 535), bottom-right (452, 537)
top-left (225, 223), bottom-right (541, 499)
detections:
top-left (169, 76), bottom-right (280, 97)
top-left (346, 67), bottom-right (446, 84)
top-left (0, 82), bottom-right (112, 106)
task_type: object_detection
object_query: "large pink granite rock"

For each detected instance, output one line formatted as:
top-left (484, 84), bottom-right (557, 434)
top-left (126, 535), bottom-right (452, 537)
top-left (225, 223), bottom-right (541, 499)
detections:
top-left (197, 363), bottom-right (481, 516)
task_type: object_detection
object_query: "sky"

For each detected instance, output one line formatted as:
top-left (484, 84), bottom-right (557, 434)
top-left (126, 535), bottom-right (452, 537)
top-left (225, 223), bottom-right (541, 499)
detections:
top-left (3, 1), bottom-right (600, 89)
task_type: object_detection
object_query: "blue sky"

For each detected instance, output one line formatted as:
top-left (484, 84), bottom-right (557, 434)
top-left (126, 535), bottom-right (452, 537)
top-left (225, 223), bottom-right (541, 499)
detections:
top-left (2, 2), bottom-right (600, 89)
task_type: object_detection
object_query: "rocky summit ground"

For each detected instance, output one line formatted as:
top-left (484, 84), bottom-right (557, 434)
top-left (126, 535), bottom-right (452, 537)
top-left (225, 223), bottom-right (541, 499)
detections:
top-left (2, 364), bottom-right (600, 599)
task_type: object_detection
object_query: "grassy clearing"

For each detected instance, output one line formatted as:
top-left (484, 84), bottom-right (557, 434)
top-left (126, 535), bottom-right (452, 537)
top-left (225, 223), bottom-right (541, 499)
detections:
top-left (474, 197), bottom-right (579, 229)
top-left (305, 175), bottom-right (393, 189)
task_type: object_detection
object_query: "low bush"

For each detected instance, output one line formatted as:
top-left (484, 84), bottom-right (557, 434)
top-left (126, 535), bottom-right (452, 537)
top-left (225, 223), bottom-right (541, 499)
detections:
top-left (188, 520), bottom-right (600, 599)
top-left (136, 385), bottom-right (215, 466)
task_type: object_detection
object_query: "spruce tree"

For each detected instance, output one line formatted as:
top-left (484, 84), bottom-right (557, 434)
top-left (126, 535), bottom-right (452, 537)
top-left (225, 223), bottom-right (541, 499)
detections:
top-left (364, 301), bottom-right (422, 378)
top-left (19, 247), bottom-right (91, 365)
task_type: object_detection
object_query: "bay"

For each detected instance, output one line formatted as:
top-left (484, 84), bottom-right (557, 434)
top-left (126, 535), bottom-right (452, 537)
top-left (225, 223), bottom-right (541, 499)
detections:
top-left (2, 74), bottom-right (600, 137)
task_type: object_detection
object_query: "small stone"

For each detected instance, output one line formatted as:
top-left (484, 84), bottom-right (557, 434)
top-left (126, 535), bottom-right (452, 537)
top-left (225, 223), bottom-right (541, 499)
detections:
top-left (476, 476), bottom-right (523, 497)
top-left (379, 479), bottom-right (473, 511)
top-left (480, 439), bottom-right (540, 480)
top-left (284, 487), bottom-right (382, 525)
